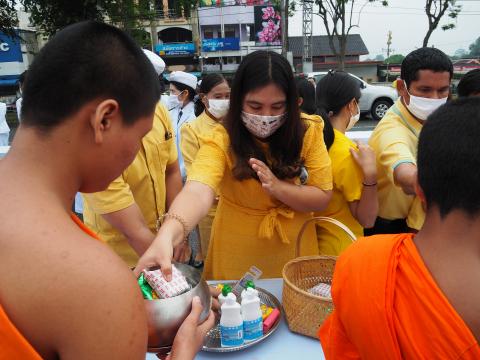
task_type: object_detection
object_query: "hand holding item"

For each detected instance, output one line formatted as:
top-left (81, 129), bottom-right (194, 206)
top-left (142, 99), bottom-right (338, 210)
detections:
top-left (349, 141), bottom-right (377, 185)
top-left (134, 234), bottom-right (174, 281)
top-left (173, 241), bottom-right (191, 264)
top-left (167, 296), bottom-right (215, 360)
top-left (249, 158), bottom-right (281, 197)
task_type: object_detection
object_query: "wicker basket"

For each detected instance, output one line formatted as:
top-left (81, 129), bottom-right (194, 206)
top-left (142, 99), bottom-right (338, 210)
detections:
top-left (282, 216), bottom-right (356, 338)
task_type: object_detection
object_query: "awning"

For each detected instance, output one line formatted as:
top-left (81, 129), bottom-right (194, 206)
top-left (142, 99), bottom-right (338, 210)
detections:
top-left (0, 78), bottom-right (19, 86)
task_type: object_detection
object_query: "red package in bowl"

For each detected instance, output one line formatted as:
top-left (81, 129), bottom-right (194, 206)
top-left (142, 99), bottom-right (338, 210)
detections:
top-left (143, 265), bottom-right (190, 299)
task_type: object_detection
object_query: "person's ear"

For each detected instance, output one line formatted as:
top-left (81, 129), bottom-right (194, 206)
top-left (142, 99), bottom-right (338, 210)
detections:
top-left (90, 99), bottom-right (120, 145)
top-left (298, 97), bottom-right (304, 107)
top-left (200, 93), bottom-right (209, 109)
top-left (413, 170), bottom-right (427, 211)
top-left (397, 79), bottom-right (409, 104)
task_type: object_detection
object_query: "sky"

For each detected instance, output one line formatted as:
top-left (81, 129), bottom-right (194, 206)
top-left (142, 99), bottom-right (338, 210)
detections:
top-left (288, 0), bottom-right (480, 58)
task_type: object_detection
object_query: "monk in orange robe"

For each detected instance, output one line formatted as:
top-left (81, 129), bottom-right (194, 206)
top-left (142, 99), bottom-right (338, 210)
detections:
top-left (0, 22), bottom-right (213, 360)
top-left (320, 97), bottom-right (480, 358)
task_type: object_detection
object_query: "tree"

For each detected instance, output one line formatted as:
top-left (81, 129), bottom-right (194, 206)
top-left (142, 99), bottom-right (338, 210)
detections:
top-left (20, 0), bottom-right (110, 37)
top-left (0, 0), bottom-right (18, 37)
top-left (313, 0), bottom-right (388, 70)
top-left (374, 54), bottom-right (385, 61)
top-left (384, 54), bottom-right (404, 64)
top-left (423, 0), bottom-right (461, 47)
top-left (469, 37), bottom-right (480, 58)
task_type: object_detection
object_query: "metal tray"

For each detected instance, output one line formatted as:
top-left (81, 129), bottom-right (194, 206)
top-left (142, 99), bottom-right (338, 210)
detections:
top-left (202, 286), bottom-right (282, 353)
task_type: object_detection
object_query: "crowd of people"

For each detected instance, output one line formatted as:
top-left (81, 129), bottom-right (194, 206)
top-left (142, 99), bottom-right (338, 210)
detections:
top-left (1, 20), bottom-right (480, 359)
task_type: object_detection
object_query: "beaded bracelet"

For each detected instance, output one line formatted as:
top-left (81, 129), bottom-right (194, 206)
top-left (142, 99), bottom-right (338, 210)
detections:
top-left (157, 212), bottom-right (190, 243)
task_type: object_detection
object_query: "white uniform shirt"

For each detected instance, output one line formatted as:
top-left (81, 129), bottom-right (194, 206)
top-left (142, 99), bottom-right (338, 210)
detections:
top-left (0, 102), bottom-right (10, 134)
top-left (169, 101), bottom-right (196, 179)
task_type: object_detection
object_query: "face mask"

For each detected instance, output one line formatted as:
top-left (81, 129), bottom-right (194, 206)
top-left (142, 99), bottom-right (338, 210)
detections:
top-left (346, 102), bottom-right (360, 131)
top-left (207, 99), bottom-right (229, 119)
top-left (405, 87), bottom-right (447, 121)
top-left (241, 111), bottom-right (286, 139)
top-left (167, 94), bottom-right (181, 110)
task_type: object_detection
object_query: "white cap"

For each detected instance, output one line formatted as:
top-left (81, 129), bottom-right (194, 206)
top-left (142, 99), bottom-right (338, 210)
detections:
top-left (169, 71), bottom-right (198, 90)
top-left (143, 49), bottom-right (165, 75)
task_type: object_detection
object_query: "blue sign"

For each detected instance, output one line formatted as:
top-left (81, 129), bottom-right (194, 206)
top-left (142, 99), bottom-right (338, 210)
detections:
top-left (0, 32), bottom-right (23, 63)
top-left (155, 43), bottom-right (195, 56)
top-left (202, 38), bottom-right (240, 52)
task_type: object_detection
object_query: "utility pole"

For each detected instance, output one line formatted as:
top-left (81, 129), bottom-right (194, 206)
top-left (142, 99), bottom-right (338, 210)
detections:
top-left (385, 31), bottom-right (392, 82)
top-left (281, 0), bottom-right (288, 56)
top-left (302, 0), bottom-right (313, 73)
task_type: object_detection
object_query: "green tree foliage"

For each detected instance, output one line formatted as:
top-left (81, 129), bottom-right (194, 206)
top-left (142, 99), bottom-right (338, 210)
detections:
top-left (313, 0), bottom-right (388, 70)
top-left (0, 0), bottom-right (18, 37)
top-left (385, 54), bottom-right (404, 64)
top-left (468, 37), bottom-right (480, 57)
top-left (423, 0), bottom-right (461, 47)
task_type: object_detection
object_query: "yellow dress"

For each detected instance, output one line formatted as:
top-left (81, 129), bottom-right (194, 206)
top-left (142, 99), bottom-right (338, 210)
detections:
top-left (316, 129), bottom-right (363, 255)
top-left (188, 116), bottom-right (333, 280)
top-left (180, 111), bottom-right (220, 259)
top-left (82, 103), bottom-right (177, 267)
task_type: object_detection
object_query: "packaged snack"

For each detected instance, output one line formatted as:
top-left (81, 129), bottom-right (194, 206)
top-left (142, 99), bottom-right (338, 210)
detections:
top-left (137, 273), bottom-right (155, 300)
top-left (260, 304), bottom-right (273, 320)
top-left (232, 266), bottom-right (262, 297)
top-left (143, 265), bottom-right (191, 299)
top-left (307, 282), bottom-right (331, 298)
top-left (263, 308), bottom-right (280, 333)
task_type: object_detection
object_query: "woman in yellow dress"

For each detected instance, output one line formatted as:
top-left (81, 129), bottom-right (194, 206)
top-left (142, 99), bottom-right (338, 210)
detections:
top-left (315, 71), bottom-right (378, 255)
top-left (181, 74), bottom-right (231, 261)
top-left (135, 51), bottom-right (333, 280)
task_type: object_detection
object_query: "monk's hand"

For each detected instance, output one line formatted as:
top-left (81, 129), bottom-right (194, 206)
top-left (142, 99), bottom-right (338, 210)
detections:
top-left (133, 234), bottom-right (174, 281)
top-left (209, 286), bottom-right (221, 314)
top-left (249, 158), bottom-right (282, 197)
top-left (168, 296), bottom-right (215, 360)
top-left (349, 141), bottom-right (377, 184)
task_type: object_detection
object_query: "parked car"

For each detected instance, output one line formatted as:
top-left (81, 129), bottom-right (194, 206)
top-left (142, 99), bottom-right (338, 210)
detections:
top-left (308, 72), bottom-right (398, 121)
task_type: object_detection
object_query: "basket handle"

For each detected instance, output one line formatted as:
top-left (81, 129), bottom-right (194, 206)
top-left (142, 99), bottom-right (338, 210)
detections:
top-left (295, 216), bottom-right (357, 258)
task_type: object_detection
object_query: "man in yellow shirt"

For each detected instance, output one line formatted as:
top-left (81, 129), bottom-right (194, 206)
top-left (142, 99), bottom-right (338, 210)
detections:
top-left (82, 51), bottom-right (183, 267)
top-left (368, 47), bottom-right (452, 233)
top-left (83, 103), bottom-right (183, 267)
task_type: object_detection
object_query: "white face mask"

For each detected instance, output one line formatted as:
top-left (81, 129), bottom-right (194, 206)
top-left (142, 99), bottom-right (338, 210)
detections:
top-left (207, 99), bottom-right (229, 119)
top-left (405, 88), bottom-right (448, 121)
top-left (346, 102), bottom-right (360, 131)
top-left (241, 111), bottom-right (286, 139)
top-left (167, 94), bottom-right (182, 110)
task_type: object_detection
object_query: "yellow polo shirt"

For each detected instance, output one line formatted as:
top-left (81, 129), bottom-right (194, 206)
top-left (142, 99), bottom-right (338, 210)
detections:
top-left (316, 129), bottom-right (363, 255)
top-left (82, 102), bottom-right (177, 266)
top-left (368, 99), bottom-right (425, 230)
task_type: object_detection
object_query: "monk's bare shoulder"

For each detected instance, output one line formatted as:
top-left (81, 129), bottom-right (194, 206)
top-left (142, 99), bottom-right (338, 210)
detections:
top-left (0, 207), bottom-right (147, 360)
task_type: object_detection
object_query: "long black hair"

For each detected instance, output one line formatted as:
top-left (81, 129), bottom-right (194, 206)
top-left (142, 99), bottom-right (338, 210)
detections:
top-left (296, 78), bottom-right (316, 115)
top-left (224, 51), bottom-right (305, 180)
top-left (195, 73), bottom-right (226, 116)
top-left (316, 71), bottom-right (361, 150)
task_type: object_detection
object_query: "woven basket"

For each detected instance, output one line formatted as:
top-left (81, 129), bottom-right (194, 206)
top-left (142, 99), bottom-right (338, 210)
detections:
top-left (282, 216), bottom-right (356, 338)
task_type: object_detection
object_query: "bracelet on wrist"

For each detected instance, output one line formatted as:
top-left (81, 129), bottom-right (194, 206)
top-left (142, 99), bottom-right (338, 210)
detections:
top-left (363, 181), bottom-right (377, 187)
top-left (156, 212), bottom-right (190, 243)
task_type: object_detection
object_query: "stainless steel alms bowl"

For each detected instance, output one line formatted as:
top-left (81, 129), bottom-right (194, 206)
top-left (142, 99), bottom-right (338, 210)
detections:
top-left (144, 262), bottom-right (212, 350)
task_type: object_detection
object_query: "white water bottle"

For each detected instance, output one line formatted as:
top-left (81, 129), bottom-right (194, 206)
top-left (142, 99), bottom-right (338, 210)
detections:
top-left (241, 287), bottom-right (263, 342)
top-left (220, 293), bottom-right (244, 347)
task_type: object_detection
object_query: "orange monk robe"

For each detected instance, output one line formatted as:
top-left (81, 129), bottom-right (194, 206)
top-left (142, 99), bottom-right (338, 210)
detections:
top-left (319, 234), bottom-right (480, 359)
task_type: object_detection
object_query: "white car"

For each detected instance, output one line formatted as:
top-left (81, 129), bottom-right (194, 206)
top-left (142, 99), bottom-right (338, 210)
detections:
top-left (308, 72), bottom-right (399, 121)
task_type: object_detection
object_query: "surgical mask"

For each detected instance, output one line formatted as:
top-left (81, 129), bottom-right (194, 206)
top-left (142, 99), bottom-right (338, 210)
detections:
top-left (405, 88), bottom-right (447, 121)
top-left (346, 103), bottom-right (360, 131)
top-left (241, 111), bottom-right (286, 139)
top-left (207, 99), bottom-right (229, 119)
top-left (167, 94), bottom-right (182, 110)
